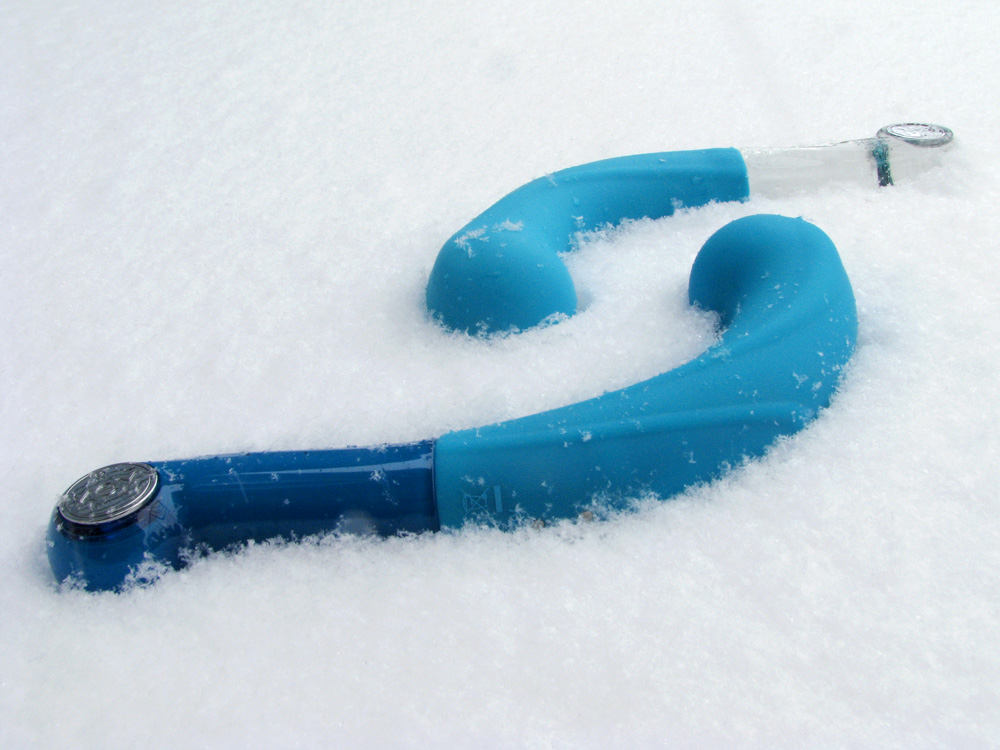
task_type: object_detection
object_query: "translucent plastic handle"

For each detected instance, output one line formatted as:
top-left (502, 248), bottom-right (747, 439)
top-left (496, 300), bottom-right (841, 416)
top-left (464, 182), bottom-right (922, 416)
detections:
top-left (740, 123), bottom-right (954, 197)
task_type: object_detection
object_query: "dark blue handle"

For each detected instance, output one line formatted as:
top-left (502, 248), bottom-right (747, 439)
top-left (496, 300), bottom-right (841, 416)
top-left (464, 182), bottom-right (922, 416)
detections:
top-left (47, 442), bottom-right (436, 590)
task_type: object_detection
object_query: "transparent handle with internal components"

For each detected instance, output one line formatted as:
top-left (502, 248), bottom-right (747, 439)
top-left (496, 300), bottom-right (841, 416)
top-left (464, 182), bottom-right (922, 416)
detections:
top-left (741, 123), bottom-right (954, 197)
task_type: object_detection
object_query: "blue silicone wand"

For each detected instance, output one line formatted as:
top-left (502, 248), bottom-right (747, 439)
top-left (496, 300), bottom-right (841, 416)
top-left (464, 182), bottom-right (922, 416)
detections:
top-left (47, 124), bottom-right (951, 591)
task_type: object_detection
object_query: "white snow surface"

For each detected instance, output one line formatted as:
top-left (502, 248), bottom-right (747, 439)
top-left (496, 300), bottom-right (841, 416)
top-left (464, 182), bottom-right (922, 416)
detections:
top-left (3, 1), bottom-right (999, 747)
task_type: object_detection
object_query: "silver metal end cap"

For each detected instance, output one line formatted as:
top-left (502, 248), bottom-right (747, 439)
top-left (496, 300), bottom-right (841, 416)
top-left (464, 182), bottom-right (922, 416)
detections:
top-left (877, 123), bottom-right (954, 148)
top-left (58, 463), bottom-right (160, 526)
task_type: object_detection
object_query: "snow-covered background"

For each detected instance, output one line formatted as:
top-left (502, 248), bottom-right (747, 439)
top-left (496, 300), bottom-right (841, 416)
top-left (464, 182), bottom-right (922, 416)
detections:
top-left (3, 1), bottom-right (999, 746)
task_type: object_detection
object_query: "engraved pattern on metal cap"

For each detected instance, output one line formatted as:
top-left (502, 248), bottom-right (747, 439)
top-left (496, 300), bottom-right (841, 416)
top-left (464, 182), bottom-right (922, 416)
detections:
top-left (58, 463), bottom-right (160, 525)
top-left (877, 123), bottom-right (954, 148)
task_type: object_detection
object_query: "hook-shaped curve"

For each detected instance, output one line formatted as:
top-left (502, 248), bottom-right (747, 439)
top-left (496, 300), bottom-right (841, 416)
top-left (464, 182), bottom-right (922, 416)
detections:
top-left (426, 148), bottom-right (750, 334)
top-left (433, 214), bottom-right (857, 526)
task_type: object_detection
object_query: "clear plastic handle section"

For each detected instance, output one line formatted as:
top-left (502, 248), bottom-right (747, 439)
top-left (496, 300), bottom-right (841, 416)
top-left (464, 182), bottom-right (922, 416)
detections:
top-left (740, 123), bottom-right (954, 198)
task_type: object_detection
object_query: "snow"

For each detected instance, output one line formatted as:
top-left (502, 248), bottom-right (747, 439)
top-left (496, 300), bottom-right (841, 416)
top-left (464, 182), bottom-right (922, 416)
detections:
top-left (2, 1), bottom-right (999, 746)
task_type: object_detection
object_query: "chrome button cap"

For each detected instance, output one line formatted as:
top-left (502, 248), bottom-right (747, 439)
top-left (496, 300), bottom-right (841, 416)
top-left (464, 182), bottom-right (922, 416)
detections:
top-left (58, 463), bottom-right (160, 526)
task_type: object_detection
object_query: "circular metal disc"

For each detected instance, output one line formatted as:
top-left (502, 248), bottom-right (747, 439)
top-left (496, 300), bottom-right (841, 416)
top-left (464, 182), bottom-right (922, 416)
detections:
top-left (877, 123), bottom-right (954, 148)
top-left (58, 463), bottom-right (160, 526)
